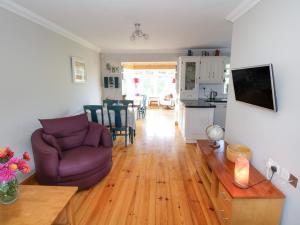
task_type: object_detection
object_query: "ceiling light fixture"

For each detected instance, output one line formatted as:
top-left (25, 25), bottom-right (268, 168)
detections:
top-left (130, 23), bottom-right (149, 41)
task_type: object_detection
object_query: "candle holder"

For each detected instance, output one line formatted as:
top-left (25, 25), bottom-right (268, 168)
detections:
top-left (233, 156), bottom-right (250, 189)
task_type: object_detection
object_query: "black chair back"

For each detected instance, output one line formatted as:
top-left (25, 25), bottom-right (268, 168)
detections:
top-left (103, 99), bottom-right (119, 107)
top-left (119, 100), bottom-right (134, 108)
top-left (83, 105), bottom-right (104, 125)
top-left (107, 105), bottom-right (128, 129)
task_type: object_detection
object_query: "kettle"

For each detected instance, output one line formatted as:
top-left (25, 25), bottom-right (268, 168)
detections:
top-left (209, 90), bottom-right (218, 100)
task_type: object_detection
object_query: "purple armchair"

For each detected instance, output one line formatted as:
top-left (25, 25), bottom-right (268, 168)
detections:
top-left (31, 114), bottom-right (113, 190)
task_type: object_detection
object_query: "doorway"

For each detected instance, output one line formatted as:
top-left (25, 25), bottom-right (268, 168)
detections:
top-left (121, 62), bottom-right (177, 109)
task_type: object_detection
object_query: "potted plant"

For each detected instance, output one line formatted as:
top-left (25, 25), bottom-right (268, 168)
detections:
top-left (0, 147), bottom-right (30, 204)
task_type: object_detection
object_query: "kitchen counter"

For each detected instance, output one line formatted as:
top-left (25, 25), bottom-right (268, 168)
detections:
top-left (178, 100), bottom-right (214, 143)
top-left (201, 98), bottom-right (228, 103)
top-left (180, 99), bottom-right (216, 108)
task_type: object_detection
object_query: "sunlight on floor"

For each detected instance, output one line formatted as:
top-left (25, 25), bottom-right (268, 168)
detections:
top-left (142, 109), bottom-right (176, 139)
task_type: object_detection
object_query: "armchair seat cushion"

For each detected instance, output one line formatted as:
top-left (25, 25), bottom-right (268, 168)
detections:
top-left (59, 145), bottom-right (111, 178)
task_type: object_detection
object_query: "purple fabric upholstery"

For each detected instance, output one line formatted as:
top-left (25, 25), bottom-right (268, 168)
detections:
top-left (42, 133), bottom-right (63, 159)
top-left (56, 161), bottom-right (112, 190)
top-left (83, 122), bottom-right (102, 147)
top-left (40, 113), bottom-right (90, 150)
top-left (59, 145), bottom-right (111, 177)
top-left (101, 127), bottom-right (113, 148)
top-left (31, 129), bottom-right (59, 183)
top-left (56, 129), bottom-right (88, 150)
top-left (31, 115), bottom-right (113, 190)
top-left (39, 113), bottom-right (89, 137)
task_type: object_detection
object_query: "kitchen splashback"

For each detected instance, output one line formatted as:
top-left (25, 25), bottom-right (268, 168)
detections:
top-left (199, 84), bottom-right (227, 99)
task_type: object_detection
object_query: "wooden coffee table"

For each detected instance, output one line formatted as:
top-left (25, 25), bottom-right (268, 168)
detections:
top-left (0, 185), bottom-right (77, 225)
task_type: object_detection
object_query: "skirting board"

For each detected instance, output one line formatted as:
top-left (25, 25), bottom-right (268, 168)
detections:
top-left (21, 173), bottom-right (36, 185)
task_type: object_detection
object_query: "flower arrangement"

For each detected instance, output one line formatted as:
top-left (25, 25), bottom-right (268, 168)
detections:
top-left (0, 147), bottom-right (31, 204)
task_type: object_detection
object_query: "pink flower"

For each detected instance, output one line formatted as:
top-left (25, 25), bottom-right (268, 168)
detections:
top-left (23, 152), bottom-right (30, 161)
top-left (18, 160), bottom-right (31, 174)
top-left (8, 157), bottom-right (20, 165)
top-left (0, 167), bottom-right (16, 182)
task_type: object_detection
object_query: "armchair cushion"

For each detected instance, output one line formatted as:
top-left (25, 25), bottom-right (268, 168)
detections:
top-left (83, 122), bottom-right (102, 147)
top-left (59, 145), bottom-right (111, 178)
top-left (40, 114), bottom-right (89, 150)
top-left (42, 133), bottom-right (63, 159)
top-left (39, 113), bottom-right (89, 137)
top-left (101, 127), bottom-right (113, 148)
top-left (56, 129), bottom-right (88, 150)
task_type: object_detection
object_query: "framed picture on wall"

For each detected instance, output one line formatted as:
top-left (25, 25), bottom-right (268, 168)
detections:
top-left (71, 57), bottom-right (87, 83)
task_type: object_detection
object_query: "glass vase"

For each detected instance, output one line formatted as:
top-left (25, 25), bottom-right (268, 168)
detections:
top-left (0, 178), bottom-right (19, 204)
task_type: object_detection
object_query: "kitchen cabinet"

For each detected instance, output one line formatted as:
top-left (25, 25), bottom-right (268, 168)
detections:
top-left (178, 100), bottom-right (214, 143)
top-left (178, 57), bottom-right (200, 100)
top-left (213, 102), bottom-right (227, 129)
top-left (199, 57), bottom-right (228, 84)
top-left (178, 56), bottom-right (229, 100)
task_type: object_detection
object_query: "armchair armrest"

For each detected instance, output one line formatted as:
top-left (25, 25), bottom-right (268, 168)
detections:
top-left (100, 126), bottom-right (113, 148)
top-left (31, 129), bottom-right (59, 183)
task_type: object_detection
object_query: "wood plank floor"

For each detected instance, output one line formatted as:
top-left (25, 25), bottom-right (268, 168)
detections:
top-left (54, 109), bottom-right (220, 225)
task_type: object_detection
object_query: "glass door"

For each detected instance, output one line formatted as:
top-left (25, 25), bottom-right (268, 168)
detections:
top-left (184, 62), bottom-right (196, 90)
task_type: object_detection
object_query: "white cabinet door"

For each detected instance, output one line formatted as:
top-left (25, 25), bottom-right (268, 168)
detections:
top-left (211, 57), bottom-right (226, 83)
top-left (199, 57), bottom-right (227, 84)
top-left (213, 103), bottom-right (227, 129)
top-left (184, 108), bottom-right (214, 143)
top-left (199, 57), bottom-right (211, 83)
top-left (179, 57), bottom-right (200, 99)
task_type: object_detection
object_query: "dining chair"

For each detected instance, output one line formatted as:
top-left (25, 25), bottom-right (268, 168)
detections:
top-left (137, 95), bottom-right (147, 119)
top-left (107, 105), bottom-right (133, 147)
top-left (103, 99), bottom-right (118, 107)
top-left (83, 105), bottom-right (104, 125)
top-left (119, 100), bottom-right (134, 109)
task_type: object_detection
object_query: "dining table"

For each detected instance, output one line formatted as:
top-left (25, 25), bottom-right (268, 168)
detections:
top-left (86, 107), bottom-right (136, 130)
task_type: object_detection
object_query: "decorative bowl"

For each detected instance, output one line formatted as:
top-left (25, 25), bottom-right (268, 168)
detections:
top-left (226, 144), bottom-right (252, 163)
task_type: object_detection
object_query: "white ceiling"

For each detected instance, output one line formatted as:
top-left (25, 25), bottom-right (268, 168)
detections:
top-left (11, 0), bottom-right (241, 52)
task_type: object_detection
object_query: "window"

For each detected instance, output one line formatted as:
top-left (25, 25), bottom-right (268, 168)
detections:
top-left (122, 68), bottom-right (176, 101)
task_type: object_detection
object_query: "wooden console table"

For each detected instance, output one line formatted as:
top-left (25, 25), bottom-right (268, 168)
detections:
top-left (197, 140), bottom-right (285, 225)
top-left (0, 185), bottom-right (77, 225)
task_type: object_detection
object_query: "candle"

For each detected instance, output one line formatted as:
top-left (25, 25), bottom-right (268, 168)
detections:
top-left (234, 156), bottom-right (250, 188)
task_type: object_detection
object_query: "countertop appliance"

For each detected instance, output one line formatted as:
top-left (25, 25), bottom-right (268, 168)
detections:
top-left (209, 90), bottom-right (218, 100)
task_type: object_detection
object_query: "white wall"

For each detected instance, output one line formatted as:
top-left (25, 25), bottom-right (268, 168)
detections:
top-left (225, 0), bottom-right (300, 224)
top-left (0, 8), bottom-right (101, 177)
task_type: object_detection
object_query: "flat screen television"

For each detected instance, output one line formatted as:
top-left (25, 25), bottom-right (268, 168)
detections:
top-left (231, 64), bottom-right (277, 111)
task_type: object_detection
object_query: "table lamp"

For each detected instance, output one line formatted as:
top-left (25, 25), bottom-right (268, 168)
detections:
top-left (234, 156), bottom-right (250, 188)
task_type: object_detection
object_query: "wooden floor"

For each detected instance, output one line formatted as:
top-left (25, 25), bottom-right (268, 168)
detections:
top-left (54, 109), bottom-right (220, 225)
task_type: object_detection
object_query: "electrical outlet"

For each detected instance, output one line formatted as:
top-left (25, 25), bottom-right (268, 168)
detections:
top-left (266, 158), bottom-right (280, 174)
top-left (277, 167), bottom-right (298, 188)
top-left (289, 174), bottom-right (298, 188)
top-left (266, 158), bottom-right (280, 180)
